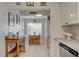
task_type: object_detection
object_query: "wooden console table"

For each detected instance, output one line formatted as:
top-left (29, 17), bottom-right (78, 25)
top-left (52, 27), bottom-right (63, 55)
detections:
top-left (5, 36), bottom-right (25, 57)
top-left (29, 35), bottom-right (40, 44)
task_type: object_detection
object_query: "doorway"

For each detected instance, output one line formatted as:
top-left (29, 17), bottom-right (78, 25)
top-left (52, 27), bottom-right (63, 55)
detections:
top-left (27, 23), bottom-right (42, 36)
top-left (27, 23), bottom-right (42, 44)
top-left (21, 16), bottom-right (49, 57)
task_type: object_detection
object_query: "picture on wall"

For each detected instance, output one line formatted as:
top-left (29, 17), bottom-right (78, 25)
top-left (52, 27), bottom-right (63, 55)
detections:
top-left (16, 14), bottom-right (20, 24)
top-left (26, 2), bottom-right (34, 6)
top-left (8, 12), bottom-right (15, 26)
top-left (16, 2), bottom-right (21, 5)
top-left (40, 2), bottom-right (47, 6)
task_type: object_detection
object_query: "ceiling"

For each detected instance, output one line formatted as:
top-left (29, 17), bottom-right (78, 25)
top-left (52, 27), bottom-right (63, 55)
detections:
top-left (19, 9), bottom-right (50, 16)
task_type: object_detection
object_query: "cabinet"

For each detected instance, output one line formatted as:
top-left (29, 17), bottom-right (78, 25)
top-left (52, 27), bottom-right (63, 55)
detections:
top-left (60, 2), bottom-right (78, 25)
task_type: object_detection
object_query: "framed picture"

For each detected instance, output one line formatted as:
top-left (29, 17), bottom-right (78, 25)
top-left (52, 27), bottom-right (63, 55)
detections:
top-left (16, 2), bottom-right (21, 5)
top-left (8, 12), bottom-right (15, 26)
top-left (40, 2), bottom-right (46, 6)
top-left (16, 14), bottom-right (20, 24)
top-left (26, 2), bottom-right (34, 6)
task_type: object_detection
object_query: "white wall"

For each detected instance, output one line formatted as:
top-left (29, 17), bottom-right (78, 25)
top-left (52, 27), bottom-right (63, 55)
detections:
top-left (0, 2), bottom-right (64, 57)
top-left (0, 3), bottom-right (8, 56)
top-left (50, 3), bottom-right (64, 57)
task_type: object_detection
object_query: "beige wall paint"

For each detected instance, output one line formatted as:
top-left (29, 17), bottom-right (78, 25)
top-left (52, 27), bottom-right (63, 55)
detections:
top-left (0, 3), bottom-right (8, 56)
top-left (50, 3), bottom-right (64, 57)
top-left (70, 26), bottom-right (79, 40)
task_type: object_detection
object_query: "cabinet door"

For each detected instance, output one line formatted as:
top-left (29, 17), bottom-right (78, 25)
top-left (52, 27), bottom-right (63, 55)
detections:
top-left (61, 2), bottom-right (78, 25)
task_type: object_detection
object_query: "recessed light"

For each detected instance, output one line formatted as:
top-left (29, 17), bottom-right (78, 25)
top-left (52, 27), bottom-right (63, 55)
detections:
top-left (70, 14), bottom-right (75, 17)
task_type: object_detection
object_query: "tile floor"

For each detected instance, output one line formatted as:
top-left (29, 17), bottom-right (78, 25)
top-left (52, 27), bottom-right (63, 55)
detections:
top-left (19, 37), bottom-right (49, 57)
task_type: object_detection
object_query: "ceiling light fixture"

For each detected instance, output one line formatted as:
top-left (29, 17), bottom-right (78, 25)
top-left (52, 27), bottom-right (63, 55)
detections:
top-left (35, 14), bottom-right (42, 16)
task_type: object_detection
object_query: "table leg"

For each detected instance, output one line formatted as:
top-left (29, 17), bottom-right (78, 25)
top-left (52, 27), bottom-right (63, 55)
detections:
top-left (16, 41), bottom-right (19, 57)
top-left (5, 41), bottom-right (8, 57)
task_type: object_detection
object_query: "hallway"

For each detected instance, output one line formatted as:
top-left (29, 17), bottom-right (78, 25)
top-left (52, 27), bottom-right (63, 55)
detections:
top-left (18, 15), bottom-right (49, 57)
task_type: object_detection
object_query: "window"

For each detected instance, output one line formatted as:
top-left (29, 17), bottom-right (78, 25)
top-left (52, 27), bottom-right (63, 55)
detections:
top-left (27, 23), bottom-right (42, 35)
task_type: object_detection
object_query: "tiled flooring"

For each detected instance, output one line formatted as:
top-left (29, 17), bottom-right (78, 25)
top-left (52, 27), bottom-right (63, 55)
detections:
top-left (19, 38), bottom-right (49, 57)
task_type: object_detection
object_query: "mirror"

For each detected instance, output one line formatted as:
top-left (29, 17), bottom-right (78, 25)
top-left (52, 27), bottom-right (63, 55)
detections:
top-left (8, 12), bottom-right (15, 26)
top-left (16, 14), bottom-right (20, 24)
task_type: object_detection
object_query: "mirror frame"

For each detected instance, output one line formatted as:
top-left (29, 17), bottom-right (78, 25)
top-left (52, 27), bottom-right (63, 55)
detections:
top-left (8, 12), bottom-right (15, 26)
